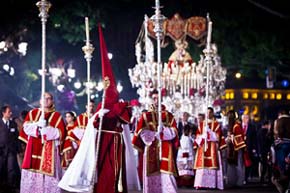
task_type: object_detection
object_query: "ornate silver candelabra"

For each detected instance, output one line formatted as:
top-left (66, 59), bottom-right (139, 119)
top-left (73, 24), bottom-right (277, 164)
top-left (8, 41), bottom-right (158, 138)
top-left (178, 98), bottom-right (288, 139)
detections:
top-left (129, 11), bottom-right (227, 120)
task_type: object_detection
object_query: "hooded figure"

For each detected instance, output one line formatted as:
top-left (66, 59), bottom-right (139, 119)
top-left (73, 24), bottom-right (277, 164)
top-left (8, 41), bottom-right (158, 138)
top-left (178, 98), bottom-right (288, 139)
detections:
top-left (59, 24), bottom-right (132, 193)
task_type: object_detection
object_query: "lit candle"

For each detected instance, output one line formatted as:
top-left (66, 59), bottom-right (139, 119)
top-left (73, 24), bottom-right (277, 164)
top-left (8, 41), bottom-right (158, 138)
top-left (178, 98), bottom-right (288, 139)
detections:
top-left (155, 0), bottom-right (160, 7)
top-left (188, 74), bottom-right (190, 96)
top-left (85, 17), bottom-right (90, 46)
top-left (206, 21), bottom-right (212, 50)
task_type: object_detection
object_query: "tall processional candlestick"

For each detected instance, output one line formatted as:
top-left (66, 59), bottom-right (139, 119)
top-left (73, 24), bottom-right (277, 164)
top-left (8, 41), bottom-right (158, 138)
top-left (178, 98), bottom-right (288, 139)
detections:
top-left (151, 0), bottom-right (166, 157)
top-left (82, 17), bottom-right (95, 117)
top-left (36, 0), bottom-right (51, 140)
top-left (203, 14), bottom-right (213, 151)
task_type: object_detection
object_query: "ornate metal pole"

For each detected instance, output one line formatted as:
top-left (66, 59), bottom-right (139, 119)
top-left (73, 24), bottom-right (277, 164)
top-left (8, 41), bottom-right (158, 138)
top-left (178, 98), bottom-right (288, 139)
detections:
top-left (151, 0), bottom-right (166, 147)
top-left (203, 14), bottom-right (213, 151)
top-left (89, 78), bottom-right (109, 193)
top-left (82, 17), bottom-right (95, 117)
top-left (36, 0), bottom-right (51, 141)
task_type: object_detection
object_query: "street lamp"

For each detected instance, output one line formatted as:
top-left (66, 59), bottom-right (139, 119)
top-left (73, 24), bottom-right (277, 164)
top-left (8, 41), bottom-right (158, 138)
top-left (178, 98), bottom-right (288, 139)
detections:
top-left (235, 72), bottom-right (242, 79)
top-left (0, 40), bottom-right (28, 56)
top-left (74, 80), bottom-right (82, 89)
top-left (1, 63), bottom-right (15, 76)
top-left (38, 61), bottom-right (76, 87)
top-left (74, 79), bottom-right (123, 96)
top-left (17, 42), bottom-right (28, 56)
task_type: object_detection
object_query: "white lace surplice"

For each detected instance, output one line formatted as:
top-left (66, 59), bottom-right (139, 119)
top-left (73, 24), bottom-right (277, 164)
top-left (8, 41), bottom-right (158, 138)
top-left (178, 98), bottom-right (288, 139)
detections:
top-left (194, 151), bottom-right (224, 190)
top-left (20, 148), bottom-right (62, 193)
top-left (176, 135), bottom-right (195, 176)
top-left (141, 129), bottom-right (178, 193)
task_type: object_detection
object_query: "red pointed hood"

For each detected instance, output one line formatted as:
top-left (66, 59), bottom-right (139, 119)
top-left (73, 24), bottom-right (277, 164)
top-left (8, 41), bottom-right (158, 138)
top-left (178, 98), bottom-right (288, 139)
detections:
top-left (98, 24), bottom-right (119, 105)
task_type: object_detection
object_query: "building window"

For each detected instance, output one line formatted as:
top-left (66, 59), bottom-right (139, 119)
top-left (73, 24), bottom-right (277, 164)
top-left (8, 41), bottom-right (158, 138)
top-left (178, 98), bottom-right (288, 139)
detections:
top-left (230, 92), bottom-right (234, 99)
top-left (270, 93), bottom-right (275, 100)
top-left (243, 92), bottom-right (249, 99)
top-left (225, 92), bottom-right (230, 100)
top-left (251, 92), bottom-right (258, 99)
top-left (276, 93), bottom-right (282, 100)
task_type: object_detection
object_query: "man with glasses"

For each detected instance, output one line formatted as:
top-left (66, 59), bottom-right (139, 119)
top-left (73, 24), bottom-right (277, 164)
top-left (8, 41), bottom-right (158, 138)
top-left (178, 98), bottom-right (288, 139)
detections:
top-left (19, 92), bottom-right (66, 193)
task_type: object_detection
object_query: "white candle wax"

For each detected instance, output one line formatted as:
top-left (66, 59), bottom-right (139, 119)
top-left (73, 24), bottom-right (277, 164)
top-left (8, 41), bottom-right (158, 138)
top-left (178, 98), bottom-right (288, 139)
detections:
top-left (206, 21), bottom-right (212, 50)
top-left (85, 17), bottom-right (90, 45)
top-left (155, 0), bottom-right (160, 7)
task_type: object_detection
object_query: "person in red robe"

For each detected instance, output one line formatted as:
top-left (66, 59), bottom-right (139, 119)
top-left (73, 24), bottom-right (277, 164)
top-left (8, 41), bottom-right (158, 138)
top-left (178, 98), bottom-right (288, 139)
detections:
top-left (132, 89), bottom-right (180, 193)
top-left (94, 101), bottom-right (132, 193)
top-left (58, 24), bottom-right (133, 193)
top-left (19, 92), bottom-right (66, 193)
top-left (60, 100), bottom-right (95, 171)
top-left (193, 107), bottom-right (227, 190)
top-left (61, 111), bottom-right (77, 169)
top-left (69, 99), bottom-right (95, 145)
top-left (225, 110), bottom-right (246, 187)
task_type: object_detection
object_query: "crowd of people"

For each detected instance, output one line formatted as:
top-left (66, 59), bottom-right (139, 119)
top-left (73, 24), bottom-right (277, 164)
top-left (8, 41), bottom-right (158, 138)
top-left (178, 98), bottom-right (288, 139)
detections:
top-left (1, 89), bottom-right (290, 193)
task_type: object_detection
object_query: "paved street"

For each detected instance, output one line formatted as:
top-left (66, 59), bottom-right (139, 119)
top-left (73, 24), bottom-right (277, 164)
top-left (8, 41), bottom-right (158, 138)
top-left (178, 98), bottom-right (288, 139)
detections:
top-left (129, 182), bottom-right (278, 193)
top-left (0, 179), bottom-right (279, 193)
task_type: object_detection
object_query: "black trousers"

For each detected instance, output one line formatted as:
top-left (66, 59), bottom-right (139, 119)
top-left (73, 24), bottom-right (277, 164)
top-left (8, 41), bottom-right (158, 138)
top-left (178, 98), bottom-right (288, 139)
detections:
top-left (260, 155), bottom-right (272, 182)
top-left (0, 149), bottom-right (20, 191)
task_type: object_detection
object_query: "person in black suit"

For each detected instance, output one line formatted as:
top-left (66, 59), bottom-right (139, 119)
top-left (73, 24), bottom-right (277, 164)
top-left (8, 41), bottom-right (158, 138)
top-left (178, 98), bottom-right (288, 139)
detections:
top-left (177, 112), bottom-right (196, 139)
top-left (0, 105), bottom-right (21, 192)
top-left (257, 120), bottom-right (274, 184)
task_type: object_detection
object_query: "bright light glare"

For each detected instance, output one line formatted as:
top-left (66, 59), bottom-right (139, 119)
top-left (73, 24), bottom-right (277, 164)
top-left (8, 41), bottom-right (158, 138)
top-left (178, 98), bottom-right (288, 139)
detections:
top-left (108, 53), bottom-right (113, 60)
top-left (18, 42), bottom-right (28, 56)
top-left (67, 68), bottom-right (76, 78)
top-left (9, 67), bottom-right (15, 76)
top-left (74, 80), bottom-right (82, 89)
top-left (3, 64), bottom-right (10, 71)
top-left (57, 84), bottom-right (65, 91)
top-left (117, 82), bottom-right (123, 93)
top-left (0, 41), bottom-right (6, 49)
top-left (235, 72), bottom-right (241, 79)
top-left (97, 81), bottom-right (103, 91)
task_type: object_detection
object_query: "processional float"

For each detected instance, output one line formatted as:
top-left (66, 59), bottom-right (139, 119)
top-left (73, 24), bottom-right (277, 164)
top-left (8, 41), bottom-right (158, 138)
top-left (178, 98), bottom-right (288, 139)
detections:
top-left (129, 10), bottom-right (227, 120)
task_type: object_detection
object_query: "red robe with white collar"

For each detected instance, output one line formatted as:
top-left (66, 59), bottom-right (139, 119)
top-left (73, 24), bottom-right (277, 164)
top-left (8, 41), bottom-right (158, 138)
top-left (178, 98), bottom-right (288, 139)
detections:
top-left (19, 108), bottom-right (65, 176)
top-left (193, 119), bottom-right (226, 169)
top-left (132, 105), bottom-right (180, 176)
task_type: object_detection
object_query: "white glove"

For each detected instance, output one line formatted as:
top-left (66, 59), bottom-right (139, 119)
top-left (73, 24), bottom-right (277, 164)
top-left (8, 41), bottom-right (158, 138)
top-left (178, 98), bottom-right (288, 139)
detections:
top-left (37, 119), bottom-right (47, 128)
top-left (207, 129), bottom-right (218, 142)
top-left (97, 108), bottom-right (110, 118)
top-left (72, 128), bottom-right (85, 140)
top-left (161, 126), bottom-right (176, 141)
top-left (201, 133), bottom-right (207, 139)
top-left (155, 131), bottom-right (161, 141)
top-left (206, 125), bottom-right (211, 132)
top-left (140, 130), bottom-right (156, 146)
top-left (195, 135), bottom-right (204, 146)
top-left (23, 122), bottom-right (39, 137)
top-left (226, 134), bottom-right (233, 143)
top-left (40, 126), bottom-right (60, 141)
top-left (72, 141), bottom-right (78, 149)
